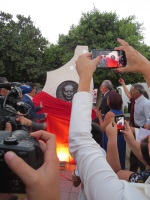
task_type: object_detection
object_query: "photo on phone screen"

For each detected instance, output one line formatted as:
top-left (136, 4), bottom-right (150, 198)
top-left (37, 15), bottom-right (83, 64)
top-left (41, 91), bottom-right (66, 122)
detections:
top-left (115, 114), bottom-right (125, 131)
top-left (92, 49), bottom-right (126, 69)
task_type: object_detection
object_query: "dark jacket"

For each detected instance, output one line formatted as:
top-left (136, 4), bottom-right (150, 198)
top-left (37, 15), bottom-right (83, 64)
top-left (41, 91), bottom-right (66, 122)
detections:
top-left (22, 94), bottom-right (45, 121)
top-left (99, 91), bottom-right (111, 115)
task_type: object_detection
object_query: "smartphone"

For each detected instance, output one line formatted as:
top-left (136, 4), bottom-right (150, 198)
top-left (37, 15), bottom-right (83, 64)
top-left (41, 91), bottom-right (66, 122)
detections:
top-left (114, 114), bottom-right (125, 131)
top-left (92, 49), bottom-right (126, 69)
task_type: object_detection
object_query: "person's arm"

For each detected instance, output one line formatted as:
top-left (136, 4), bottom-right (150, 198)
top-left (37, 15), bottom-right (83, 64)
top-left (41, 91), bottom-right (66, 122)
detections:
top-left (120, 121), bottom-right (148, 166)
top-left (119, 78), bottom-right (131, 99)
top-left (106, 122), bottom-right (134, 181)
top-left (106, 122), bottom-right (121, 172)
top-left (143, 103), bottom-right (150, 126)
top-left (95, 108), bottom-right (114, 132)
top-left (35, 106), bottom-right (42, 112)
top-left (4, 130), bottom-right (60, 200)
top-left (69, 53), bottom-right (126, 200)
top-left (115, 38), bottom-right (150, 88)
top-left (22, 98), bottom-right (46, 121)
top-left (29, 106), bottom-right (47, 121)
top-left (16, 112), bottom-right (33, 126)
top-left (16, 113), bottom-right (47, 130)
top-left (69, 43), bottom-right (150, 199)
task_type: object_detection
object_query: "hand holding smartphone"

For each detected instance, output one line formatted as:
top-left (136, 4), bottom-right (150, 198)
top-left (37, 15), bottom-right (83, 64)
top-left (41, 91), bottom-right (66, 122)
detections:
top-left (92, 49), bottom-right (126, 69)
top-left (114, 114), bottom-right (125, 131)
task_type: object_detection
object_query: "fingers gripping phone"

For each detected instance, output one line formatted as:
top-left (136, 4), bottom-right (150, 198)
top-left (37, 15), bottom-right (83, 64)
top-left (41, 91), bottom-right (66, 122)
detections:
top-left (115, 114), bottom-right (125, 131)
top-left (92, 49), bottom-right (126, 69)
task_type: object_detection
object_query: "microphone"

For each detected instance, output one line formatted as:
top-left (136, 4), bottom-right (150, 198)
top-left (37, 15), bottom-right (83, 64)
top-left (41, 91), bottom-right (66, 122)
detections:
top-left (19, 85), bottom-right (32, 94)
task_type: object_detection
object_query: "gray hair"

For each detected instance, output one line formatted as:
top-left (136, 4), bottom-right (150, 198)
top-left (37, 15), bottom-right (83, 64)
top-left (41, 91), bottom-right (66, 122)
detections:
top-left (101, 80), bottom-right (113, 90)
top-left (132, 84), bottom-right (145, 94)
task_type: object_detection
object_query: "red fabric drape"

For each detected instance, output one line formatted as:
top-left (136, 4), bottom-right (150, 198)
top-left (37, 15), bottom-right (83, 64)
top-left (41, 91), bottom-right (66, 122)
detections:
top-left (33, 91), bottom-right (72, 121)
top-left (33, 91), bottom-right (96, 162)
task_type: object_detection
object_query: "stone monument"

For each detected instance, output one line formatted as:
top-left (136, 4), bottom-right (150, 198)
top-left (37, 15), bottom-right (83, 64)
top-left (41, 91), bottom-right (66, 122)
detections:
top-left (42, 45), bottom-right (94, 101)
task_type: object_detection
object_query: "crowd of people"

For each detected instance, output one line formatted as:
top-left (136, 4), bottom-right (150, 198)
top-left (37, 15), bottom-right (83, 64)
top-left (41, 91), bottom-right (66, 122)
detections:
top-left (0, 38), bottom-right (150, 200)
top-left (69, 38), bottom-right (150, 200)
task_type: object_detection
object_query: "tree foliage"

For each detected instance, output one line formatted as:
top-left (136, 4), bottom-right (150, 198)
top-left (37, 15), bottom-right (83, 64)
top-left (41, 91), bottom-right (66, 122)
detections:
top-left (1, 9), bottom-right (150, 88)
top-left (54, 9), bottom-right (150, 88)
top-left (0, 11), bottom-right (48, 83)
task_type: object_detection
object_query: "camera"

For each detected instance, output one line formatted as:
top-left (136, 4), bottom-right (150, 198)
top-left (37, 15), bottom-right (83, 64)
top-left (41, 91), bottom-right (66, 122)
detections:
top-left (92, 49), bottom-right (126, 68)
top-left (114, 114), bottom-right (125, 131)
top-left (0, 130), bottom-right (44, 193)
top-left (0, 82), bottom-right (44, 193)
top-left (0, 83), bottom-right (31, 130)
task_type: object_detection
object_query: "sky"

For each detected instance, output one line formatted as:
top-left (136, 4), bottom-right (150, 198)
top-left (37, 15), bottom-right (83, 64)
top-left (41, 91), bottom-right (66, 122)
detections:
top-left (0, 0), bottom-right (150, 45)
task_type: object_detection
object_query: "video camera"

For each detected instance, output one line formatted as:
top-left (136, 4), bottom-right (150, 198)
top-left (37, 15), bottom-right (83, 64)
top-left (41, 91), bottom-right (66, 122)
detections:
top-left (0, 82), bottom-right (32, 130)
top-left (0, 82), bottom-right (44, 193)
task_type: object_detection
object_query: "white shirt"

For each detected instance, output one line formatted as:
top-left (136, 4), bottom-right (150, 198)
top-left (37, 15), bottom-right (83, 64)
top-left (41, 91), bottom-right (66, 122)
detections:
top-left (134, 95), bottom-right (150, 127)
top-left (24, 94), bottom-right (33, 101)
top-left (147, 87), bottom-right (150, 100)
top-left (69, 92), bottom-right (150, 200)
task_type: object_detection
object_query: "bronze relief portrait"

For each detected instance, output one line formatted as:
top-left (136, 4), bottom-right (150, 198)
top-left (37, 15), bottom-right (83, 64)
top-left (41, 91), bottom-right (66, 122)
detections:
top-left (56, 81), bottom-right (78, 102)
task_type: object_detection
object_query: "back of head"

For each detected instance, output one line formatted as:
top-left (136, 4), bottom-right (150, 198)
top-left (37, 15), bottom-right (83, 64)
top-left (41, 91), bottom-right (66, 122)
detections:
top-left (91, 122), bottom-right (102, 145)
top-left (101, 80), bottom-right (113, 91)
top-left (108, 90), bottom-right (122, 110)
top-left (133, 83), bottom-right (149, 99)
top-left (132, 84), bottom-right (144, 93)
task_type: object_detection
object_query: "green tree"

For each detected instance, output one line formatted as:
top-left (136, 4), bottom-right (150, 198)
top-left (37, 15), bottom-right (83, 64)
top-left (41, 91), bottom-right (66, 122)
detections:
top-left (52, 9), bottom-right (150, 89)
top-left (0, 11), bottom-right (48, 83)
top-left (1, 9), bottom-right (150, 88)
top-left (42, 44), bottom-right (65, 72)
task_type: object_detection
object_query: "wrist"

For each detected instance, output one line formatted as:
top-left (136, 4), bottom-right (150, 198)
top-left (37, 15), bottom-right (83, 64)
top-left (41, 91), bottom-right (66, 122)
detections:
top-left (98, 116), bottom-right (102, 121)
top-left (126, 136), bottom-right (136, 146)
top-left (79, 76), bottom-right (92, 84)
top-left (78, 78), bottom-right (92, 92)
top-left (108, 136), bottom-right (117, 143)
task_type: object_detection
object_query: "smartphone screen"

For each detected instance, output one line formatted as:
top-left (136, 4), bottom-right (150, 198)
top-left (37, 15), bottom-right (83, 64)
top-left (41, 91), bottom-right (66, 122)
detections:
top-left (115, 114), bottom-right (125, 131)
top-left (92, 49), bottom-right (126, 69)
